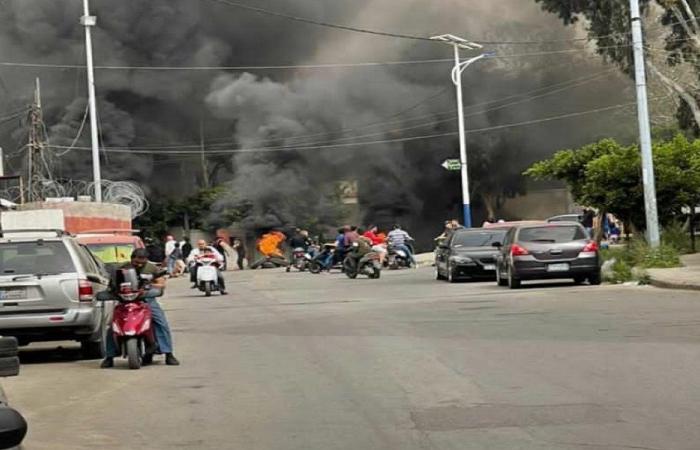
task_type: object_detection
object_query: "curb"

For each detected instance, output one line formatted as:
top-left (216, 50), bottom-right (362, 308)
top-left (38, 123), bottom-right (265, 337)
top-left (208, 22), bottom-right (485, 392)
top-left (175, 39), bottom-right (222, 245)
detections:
top-left (648, 277), bottom-right (700, 292)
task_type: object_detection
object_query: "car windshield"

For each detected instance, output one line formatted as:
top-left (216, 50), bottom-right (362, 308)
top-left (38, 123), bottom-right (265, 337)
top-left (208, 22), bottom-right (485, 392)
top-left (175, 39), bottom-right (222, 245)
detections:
top-left (451, 230), bottom-right (506, 248)
top-left (0, 241), bottom-right (75, 275)
top-left (519, 226), bottom-right (586, 243)
top-left (86, 243), bottom-right (135, 264)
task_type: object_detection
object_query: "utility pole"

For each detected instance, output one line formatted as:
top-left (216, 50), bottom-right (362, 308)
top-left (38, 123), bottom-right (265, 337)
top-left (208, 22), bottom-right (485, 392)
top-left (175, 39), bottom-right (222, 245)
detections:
top-left (200, 119), bottom-right (210, 188)
top-left (81, 0), bottom-right (102, 202)
top-left (629, 0), bottom-right (661, 247)
top-left (27, 78), bottom-right (46, 203)
top-left (430, 34), bottom-right (491, 228)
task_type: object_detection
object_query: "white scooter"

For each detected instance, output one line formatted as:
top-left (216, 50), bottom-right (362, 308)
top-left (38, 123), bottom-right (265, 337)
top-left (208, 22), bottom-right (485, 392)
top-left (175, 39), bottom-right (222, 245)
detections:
top-left (193, 254), bottom-right (223, 297)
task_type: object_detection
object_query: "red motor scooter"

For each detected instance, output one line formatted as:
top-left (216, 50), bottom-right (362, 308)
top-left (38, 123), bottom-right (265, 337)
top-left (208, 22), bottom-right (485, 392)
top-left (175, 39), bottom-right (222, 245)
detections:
top-left (98, 268), bottom-right (161, 370)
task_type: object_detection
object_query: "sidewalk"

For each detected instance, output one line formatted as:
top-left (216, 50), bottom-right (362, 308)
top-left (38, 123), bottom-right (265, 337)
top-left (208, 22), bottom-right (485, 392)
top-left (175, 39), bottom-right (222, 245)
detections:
top-left (647, 253), bottom-right (700, 291)
top-left (415, 252), bottom-right (435, 268)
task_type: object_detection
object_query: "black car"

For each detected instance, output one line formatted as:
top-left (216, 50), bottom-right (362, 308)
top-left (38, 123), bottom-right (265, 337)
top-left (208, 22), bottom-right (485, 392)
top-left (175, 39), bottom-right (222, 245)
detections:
top-left (435, 228), bottom-right (508, 282)
top-left (494, 222), bottom-right (601, 289)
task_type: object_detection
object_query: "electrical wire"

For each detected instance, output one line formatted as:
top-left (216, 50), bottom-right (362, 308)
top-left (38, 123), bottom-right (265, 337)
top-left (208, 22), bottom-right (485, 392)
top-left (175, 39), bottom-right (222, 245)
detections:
top-left (54, 103), bottom-right (89, 156)
top-left (63, 67), bottom-right (617, 152)
top-left (46, 100), bottom-right (639, 155)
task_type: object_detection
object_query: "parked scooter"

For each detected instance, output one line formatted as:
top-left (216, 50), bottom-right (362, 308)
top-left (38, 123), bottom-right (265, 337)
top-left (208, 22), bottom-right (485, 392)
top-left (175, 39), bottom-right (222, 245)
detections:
top-left (96, 268), bottom-right (163, 370)
top-left (343, 243), bottom-right (382, 279)
top-left (193, 253), bottom-right (223, 297)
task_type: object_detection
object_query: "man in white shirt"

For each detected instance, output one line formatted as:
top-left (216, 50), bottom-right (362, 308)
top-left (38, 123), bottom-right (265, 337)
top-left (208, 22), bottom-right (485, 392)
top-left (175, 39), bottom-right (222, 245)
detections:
top-left (187, 239), bottom-right (227, 294)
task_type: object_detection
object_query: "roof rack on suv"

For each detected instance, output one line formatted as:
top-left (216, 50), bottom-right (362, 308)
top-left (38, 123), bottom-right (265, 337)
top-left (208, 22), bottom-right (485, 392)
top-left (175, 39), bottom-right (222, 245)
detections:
top-left (0, 229), bottom-right (68, 238)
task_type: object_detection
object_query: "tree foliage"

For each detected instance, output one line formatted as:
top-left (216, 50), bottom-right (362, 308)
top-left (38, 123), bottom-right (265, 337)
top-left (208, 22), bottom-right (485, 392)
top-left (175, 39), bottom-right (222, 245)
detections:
top-left (534, 0), bottom-right (700, 133)
top-left (525, 135), bottom-right (700, 230)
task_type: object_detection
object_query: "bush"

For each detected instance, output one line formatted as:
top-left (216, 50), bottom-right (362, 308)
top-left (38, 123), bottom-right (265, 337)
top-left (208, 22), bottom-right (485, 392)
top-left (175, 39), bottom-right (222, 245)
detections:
top-left (600, 239), bottom-right (681, 283)
top-left (661, 222), bottom-right (692, 254)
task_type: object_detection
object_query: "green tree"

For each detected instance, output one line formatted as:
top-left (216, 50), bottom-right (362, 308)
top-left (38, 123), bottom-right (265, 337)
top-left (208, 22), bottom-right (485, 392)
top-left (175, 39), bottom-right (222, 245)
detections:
top-left (534, 0), bottom-right (700, 133)
top-left (525, 135), bottom-right (700, 233)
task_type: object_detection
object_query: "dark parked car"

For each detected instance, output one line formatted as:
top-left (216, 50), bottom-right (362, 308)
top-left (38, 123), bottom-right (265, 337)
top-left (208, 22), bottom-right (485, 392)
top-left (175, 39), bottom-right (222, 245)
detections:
top-left (494, 222), bottom-right (601, 289)
top-left (435, 228), bottom-right (508, 282)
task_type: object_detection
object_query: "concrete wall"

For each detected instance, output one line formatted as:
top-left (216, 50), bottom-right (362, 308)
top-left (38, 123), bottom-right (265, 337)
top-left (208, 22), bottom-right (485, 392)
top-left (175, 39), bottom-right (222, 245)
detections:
top-left (1, 210), bottom-right (65, 238)
top-left (17, 201), bottom-right (131, 234)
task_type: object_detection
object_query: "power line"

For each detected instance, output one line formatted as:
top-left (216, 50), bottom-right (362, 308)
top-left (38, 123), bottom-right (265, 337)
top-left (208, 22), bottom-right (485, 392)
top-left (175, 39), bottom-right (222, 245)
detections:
top-left (55, 103), bottom-right (89, 157)
top-left (46, 100), bottom-right (638, 155)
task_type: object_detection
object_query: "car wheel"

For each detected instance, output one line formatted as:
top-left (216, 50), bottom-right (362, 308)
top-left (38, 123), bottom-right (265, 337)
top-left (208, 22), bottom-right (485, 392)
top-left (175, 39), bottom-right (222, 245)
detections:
top-left (588, 271), bottom-right (602, 285)
top-left (496, 266), bottom-right (508, 286)
top-left (507, 266), bottom-right (521, 289)
top-left (435, 267), bottom-right (446, 281)
top-left (573, 276), bottom-right (586, 285)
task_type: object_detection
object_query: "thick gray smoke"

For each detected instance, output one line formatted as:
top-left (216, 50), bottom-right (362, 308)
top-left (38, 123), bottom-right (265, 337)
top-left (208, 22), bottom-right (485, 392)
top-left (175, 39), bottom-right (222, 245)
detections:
top-left (0, 0), bottom-right (635, 238)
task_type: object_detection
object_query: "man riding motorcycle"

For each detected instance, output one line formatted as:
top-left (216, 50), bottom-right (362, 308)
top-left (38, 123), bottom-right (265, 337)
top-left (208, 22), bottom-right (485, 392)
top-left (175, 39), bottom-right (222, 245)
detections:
top-left (287, 229), bottom-right (313, 272)
top-left (101, 248), bottom-right (180, 368)
top-left (345, 235), bottom-right (373, 272)
top-left (187, 240), bottom-right (228, 295)
top-left (387, 224), bottom-right (416, 267)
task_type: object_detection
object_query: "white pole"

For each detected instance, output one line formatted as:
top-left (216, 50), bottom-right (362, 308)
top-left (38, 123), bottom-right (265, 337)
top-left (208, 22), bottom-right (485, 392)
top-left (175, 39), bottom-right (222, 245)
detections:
top-left (0, 147), bottom-right (4, 177)
top-left (82, 0), bottom-right (102, 202)
top-left (629, 0), bottom-right (660, 247)
top-left (453, 44), bottom-right (472, 228)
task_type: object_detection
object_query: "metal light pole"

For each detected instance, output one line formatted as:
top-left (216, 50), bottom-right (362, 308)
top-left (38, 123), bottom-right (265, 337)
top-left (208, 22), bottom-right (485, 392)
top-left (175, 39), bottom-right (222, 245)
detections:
top-left (431, 34), bottom-right (491, 228)
top-left (81, 0), bottom-right (102, 202)
top-left (629, 0), bottom-right (660, 247)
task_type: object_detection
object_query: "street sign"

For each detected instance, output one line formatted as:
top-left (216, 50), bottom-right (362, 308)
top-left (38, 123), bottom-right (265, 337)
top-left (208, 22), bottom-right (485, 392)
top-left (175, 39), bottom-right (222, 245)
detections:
top-left (441, 159), bottom-right (461, 171)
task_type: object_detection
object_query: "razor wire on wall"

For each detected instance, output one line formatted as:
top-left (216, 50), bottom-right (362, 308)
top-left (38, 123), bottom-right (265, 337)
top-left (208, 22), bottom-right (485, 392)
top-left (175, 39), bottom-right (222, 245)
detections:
top-left (0, 179), bottom-right (149, 219)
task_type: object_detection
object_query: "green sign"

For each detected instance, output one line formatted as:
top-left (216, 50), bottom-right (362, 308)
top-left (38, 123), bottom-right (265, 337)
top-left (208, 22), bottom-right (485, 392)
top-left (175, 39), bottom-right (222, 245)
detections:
top-left (441, 159), bottom-right (461, 171)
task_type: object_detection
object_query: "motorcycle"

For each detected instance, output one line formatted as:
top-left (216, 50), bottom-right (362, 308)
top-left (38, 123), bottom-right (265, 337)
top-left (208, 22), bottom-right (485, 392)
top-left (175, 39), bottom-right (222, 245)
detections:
top-left (343, 244), bottom-right (382, 279)
top-left (286, 247), bottom-right (314, 272)
top-left (193, 253), bottom-right (223, 297)
top-left (386, 244), bottom-right (411, 270)
top-left (309, 244), bottom-right (336, 274)
top-left (96, 268), bottom-right (163, 370)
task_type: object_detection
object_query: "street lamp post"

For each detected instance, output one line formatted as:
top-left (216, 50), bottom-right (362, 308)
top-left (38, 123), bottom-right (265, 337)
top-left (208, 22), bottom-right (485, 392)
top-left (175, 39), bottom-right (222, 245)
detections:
top-left (431, 34), bottom-right (491, 228)
top-left (81, 0), bottom-right (102, 202)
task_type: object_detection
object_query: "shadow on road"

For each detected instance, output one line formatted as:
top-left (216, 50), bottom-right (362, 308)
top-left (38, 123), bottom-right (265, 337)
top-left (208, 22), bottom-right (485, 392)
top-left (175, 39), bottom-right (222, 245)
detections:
top-left (18, 344), bottom-right (84, 365)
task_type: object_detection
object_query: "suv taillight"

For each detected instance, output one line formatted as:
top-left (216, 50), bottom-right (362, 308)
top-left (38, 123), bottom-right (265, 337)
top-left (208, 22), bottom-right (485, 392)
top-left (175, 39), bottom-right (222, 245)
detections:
top-left (78, 280), bottom-right (94, 302)
top-left (510, 244), bottom-right (529, 256)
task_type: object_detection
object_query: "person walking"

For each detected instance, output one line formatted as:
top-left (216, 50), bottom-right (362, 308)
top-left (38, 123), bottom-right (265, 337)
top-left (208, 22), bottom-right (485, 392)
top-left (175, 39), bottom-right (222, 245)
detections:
top-left (167, 242), bottom-right (184, 277)
top-left (582, 208), bottom-right (595, 238)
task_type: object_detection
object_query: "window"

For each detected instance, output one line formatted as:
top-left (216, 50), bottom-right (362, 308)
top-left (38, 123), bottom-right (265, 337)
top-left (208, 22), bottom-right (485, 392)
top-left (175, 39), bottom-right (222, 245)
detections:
top-left (451, 230), bottom-right (507, 248)
top-left (85, 244), bottom-right (135, 264)
top-left (518, 226), bottom-right (586, 243)
top-left (0, 241), bottom-right (75, 275)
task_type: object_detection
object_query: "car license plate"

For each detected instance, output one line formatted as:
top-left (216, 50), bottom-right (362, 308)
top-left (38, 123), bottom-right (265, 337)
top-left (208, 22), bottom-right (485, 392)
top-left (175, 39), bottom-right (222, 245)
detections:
top-left (0, 288), bottom-right (26, 300)
top-left (483, 264), bottom-right (496, 271)
top-left (547, 263), bottom-right (570, 272)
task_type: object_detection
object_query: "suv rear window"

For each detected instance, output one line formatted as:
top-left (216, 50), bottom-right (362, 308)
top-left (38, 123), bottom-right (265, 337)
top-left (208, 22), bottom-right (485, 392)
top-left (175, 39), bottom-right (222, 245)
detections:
top-left (0, 241), bottom-right (75, 275)
top-left (86, 243), bottom-right (135, 264)
top-left (519, 226), bottom-right (586, 243)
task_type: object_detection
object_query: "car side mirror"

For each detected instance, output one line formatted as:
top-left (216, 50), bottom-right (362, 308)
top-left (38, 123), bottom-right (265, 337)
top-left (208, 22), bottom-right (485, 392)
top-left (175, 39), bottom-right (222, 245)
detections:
top-left (95, 291), bottom-right (114, 302)
top-left (492, 242), bottom-right (503, 248)
top-left (0, 407), bottom-right (27, 449)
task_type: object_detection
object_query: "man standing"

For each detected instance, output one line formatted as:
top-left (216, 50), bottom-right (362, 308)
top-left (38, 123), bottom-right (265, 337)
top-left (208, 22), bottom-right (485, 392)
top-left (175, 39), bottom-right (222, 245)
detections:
top-left (180, 237), bottom-right (192, 267)
top-left (101, 248), bottom-right (180, 368)
top-left (582, 208), bottom-right (595, 238)
top-left (387, 225), bottom-right (416, 267)
top-left (232, 238), bottom-right (246, 270)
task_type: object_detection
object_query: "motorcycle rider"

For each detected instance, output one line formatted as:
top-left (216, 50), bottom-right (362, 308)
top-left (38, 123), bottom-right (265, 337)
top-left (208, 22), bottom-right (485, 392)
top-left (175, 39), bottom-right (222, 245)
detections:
top-left (287, 229), bottom-right (313, 272)
top-left (363, 225), bottom-right (387, 265)
top-left (187, 239), bottom-right (228, 295)
top-left (387, 224), bottom-right (416, 267)
top-left (101, 248), bottom-right (180, 368)
top-left (345, 234), bottom-right (373, 273)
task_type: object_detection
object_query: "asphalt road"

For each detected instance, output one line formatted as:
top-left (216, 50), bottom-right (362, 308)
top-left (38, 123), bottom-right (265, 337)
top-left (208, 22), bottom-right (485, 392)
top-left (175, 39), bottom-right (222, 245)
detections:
top-left (5, 268), bottom-right (700, 450)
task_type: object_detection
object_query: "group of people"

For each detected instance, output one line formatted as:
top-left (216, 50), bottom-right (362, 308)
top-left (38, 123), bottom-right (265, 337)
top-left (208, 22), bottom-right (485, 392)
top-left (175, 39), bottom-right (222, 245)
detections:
top-left (158, 235), bottom-right (248, 276)
top-left (334, 224), bottom-right (417, 268)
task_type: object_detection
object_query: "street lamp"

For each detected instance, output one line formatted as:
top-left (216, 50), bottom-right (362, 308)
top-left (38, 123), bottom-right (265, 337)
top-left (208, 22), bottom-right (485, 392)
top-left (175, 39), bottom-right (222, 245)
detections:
top-left (431, 34), bottom-right (493, 228)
